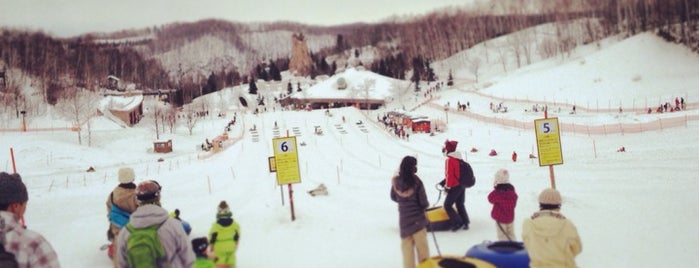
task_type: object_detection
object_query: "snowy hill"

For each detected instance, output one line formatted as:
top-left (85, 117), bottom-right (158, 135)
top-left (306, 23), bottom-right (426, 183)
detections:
top-left (1, 30), bottom-right (699, 268)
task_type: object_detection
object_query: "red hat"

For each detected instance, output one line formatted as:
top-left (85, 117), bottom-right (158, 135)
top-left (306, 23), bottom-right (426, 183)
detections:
top-left (444, 140), bottom-right (458, 153)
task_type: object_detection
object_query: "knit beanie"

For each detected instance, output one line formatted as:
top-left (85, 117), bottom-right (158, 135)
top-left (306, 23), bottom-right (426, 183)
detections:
top-left (0, 172), bottom-right (28, 205)
top-left (444, 140), bottom-right (458, 153)
top-left (217, 201), bottom-right (232, 219)
top-left (538, 188), bottom-right (562, 205)
top-left (118, 167), bottom-right (135, 184)
top-left (493, 169), bottom-right (510, 185)
top-left (191, 237), bottom-right (209, 257)
top-left (136, 180), bottom-right (161, 204)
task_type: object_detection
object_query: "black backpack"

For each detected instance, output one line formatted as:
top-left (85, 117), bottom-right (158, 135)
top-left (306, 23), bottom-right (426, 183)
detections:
top-left (459, 159), bottom-right (476, 188)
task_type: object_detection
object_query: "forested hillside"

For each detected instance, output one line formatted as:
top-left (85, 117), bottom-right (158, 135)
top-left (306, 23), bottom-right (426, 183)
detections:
top-left (0, 0), bottom-right (696, 107)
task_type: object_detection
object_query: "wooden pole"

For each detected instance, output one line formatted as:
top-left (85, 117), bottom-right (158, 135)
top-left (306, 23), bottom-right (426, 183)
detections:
top-left (10, 147), bottom-right (17, 173)
top-left (545, 109), bottom-right (556, 189)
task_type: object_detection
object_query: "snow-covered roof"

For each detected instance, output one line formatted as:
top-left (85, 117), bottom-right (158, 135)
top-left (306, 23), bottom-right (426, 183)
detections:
top-left (101, 94), bottom-right (144, 112)
top-left (290, 68), bottom-right (397, 101)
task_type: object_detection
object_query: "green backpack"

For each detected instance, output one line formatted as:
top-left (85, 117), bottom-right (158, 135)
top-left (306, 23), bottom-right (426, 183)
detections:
top-left (125, 222), bottom-right (166, 268)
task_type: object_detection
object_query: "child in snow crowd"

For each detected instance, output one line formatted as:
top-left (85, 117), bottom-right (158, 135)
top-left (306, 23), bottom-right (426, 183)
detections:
top-left (106, 167), bottom-right (139, 267)
top-left (522, 188), bottom-right (582, 268)
top-left (192, 237), bottom-right (216, 268)
top-left (487, 169), bottom-right (518, 241)
top-left (208, 201), bottom-right (240, 268)
top-left (390, 155), bottom-right (430, 268)
top-left (0, 172), bottom-right (61, 268)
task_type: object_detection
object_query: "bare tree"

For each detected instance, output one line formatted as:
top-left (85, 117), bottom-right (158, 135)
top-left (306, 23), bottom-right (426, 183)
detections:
top-left (466, 56), bottom-right (482, 83)
top-left (54, 87), bottom-right (100, 145)
top-left (182, 104), bottom-right (200, 135)
top-left (148, 101), bottom-right (165, 140)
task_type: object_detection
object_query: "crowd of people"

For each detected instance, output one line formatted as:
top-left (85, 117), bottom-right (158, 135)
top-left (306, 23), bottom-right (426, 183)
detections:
top-left (2, 138), bottom-right (582, 268)
top-left (389, 140), bottom-right (582, 268)
top-left (0, 169), bottom-right (241, 268)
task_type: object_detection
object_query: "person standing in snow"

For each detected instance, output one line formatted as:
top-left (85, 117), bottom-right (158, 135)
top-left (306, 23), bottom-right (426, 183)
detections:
top-left (106, 167), bottom-right (139, 266)
top-left (115, 180), bottom-right (194, 268)
top-left (487, 169), bottom-right (518, 241)
top-left (442, 140), bottom-right (470, 231)
top-left (0, 172), bottom-right (61, 268)
top-left (191, 237), bottom-right (216, 268)
top-left (522, 188), bottom-right (582, 268)
top-left (390, 155), bottom-right (430, 268)
top-left (208, 201), bottom-right (240, 268)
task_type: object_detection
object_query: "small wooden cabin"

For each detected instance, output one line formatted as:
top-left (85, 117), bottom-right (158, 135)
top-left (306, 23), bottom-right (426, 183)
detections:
top-left (153, 139), bottom-right (173, 153)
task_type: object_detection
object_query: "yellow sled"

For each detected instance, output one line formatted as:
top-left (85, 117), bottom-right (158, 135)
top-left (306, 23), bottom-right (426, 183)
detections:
top-left (418, 255), bottom-right (496, 268)
top-left (425, 206), bottom-right (452, 231)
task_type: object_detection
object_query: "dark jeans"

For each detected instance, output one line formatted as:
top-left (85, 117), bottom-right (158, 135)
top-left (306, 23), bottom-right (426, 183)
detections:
top-left (443, 185), bottom-right (470, 227)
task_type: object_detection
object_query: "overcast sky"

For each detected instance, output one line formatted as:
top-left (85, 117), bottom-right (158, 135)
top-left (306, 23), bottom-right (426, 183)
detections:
top-left (0, 0), bottom-right (479, 37)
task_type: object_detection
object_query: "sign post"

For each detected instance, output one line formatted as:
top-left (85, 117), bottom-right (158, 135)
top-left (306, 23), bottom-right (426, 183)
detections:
top-left (534, 116), bottom-right (563, 189)
top-left (272, 136), bottom-right (301, 221)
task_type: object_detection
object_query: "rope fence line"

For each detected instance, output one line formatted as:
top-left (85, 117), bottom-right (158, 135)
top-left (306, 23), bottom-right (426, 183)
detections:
top-left (426, 102), bottom-right (698, 135)
top-left (464, 88), bottom-right (698, 114)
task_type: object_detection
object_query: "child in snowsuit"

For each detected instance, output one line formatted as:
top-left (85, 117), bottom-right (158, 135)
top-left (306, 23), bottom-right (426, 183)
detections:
top-left (209, 201), bottom-right (241, 268)
top-left (106, 167), bottom-right (139, 266)
top-left (192, 237), bottom-right (216, 268)
top-left (487, 169), bottom-right (518, 241)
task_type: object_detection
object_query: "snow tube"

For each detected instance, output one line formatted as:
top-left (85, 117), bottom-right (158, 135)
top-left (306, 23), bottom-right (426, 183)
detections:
top-left (425, 206), bottom-right (452, 231)
top-left (465, 241), bottom-right (529, 268)
top-left (418, 255), bottom-right (496, 268)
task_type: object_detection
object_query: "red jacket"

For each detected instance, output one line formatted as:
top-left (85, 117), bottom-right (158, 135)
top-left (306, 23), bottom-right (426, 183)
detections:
top-left (444, 152), bottom-right (461, 188)
top-left (487, 184), bottom-right (518, 224)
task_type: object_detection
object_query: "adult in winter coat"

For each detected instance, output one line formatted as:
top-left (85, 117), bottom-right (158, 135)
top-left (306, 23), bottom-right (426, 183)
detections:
top-left (443, 140), bottom-right (470, 231)
top-left (115, 180), bottom-right (194, 268)
top-left (106, 167), bottom-right (139, 266)
top-left (522, 188), bottom-right (582, 268)
top-left (0, 172), bottom-right (61, 268)
top-left (390, 155), bottom-right (430, 268)
top-left (209, 201), bottom-right (240, 268)
top-left (487, 169), bottom-right (518, 241)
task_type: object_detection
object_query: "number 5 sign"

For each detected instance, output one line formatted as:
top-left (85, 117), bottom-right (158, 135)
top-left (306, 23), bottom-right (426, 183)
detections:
top-left (272, 136), bottom-right (301, 185)
top-left (534, 118), bottom-right (563, 166)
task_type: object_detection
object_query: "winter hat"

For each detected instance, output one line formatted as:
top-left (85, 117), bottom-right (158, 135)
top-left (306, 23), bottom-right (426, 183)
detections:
top-left (118, 167), bottom-right (135, 184)
top-left (191, 237), bottom-right (209, 257)
top-left (136, 180), bottom-right (161, 204)
top-left (493, 169), bottom-right (510, 185)
top-left (444, 140), bottom-right (458, 153)
top-left (0, 172), bottom-right (28, 205)
top-left (538, 188), bottom-right (562, 205)
top-left (217, 200), bottom-right (232, 219)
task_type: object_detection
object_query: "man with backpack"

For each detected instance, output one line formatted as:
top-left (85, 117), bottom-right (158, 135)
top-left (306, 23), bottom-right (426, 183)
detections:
top-left (0, 172), bottom-right (60, 268)
top-left (442, 140), bottom-right (472, 231)
top-left (115, 180), bottom-right (194, 268)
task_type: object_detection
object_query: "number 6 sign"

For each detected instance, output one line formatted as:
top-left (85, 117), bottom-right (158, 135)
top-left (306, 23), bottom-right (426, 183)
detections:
top-left (272, 136), bottom-right (301, 185)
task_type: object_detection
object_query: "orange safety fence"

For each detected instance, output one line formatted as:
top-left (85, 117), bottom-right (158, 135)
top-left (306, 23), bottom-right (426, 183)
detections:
top-left (428, 102), bottom-right (698, 135)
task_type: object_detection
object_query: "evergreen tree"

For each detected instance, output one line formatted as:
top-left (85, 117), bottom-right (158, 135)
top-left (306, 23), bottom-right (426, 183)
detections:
top-left (248, 78), bottom-right (258, 95)
top-left (447, 70), bottom-right (454, 86)
top-left (287, 81), bottom-right (293, 94)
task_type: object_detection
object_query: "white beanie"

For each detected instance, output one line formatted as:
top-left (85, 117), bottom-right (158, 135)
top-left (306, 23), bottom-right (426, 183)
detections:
top-left (118, 167), bottom-right (135, 184)
top-left (493, 169), bottom-right (510, 185)
top-left (539, 188), bottom-right (562, 205)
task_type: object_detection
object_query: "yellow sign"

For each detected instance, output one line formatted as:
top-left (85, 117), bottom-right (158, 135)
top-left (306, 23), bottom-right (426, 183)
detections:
top-left (534, 118), bottom-right (563, 166)
top-left (268, 156), bottom-right (277, 172)
top-left (272, 136), bottom-right (301, 185)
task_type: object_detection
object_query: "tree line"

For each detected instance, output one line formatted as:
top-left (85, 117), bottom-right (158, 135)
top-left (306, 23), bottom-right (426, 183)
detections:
top-left (1, 0), bottom-right (696, 108)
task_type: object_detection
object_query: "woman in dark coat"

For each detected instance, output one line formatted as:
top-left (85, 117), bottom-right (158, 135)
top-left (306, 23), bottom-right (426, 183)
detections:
top-left (391, 155), bottom-right (430, 268)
